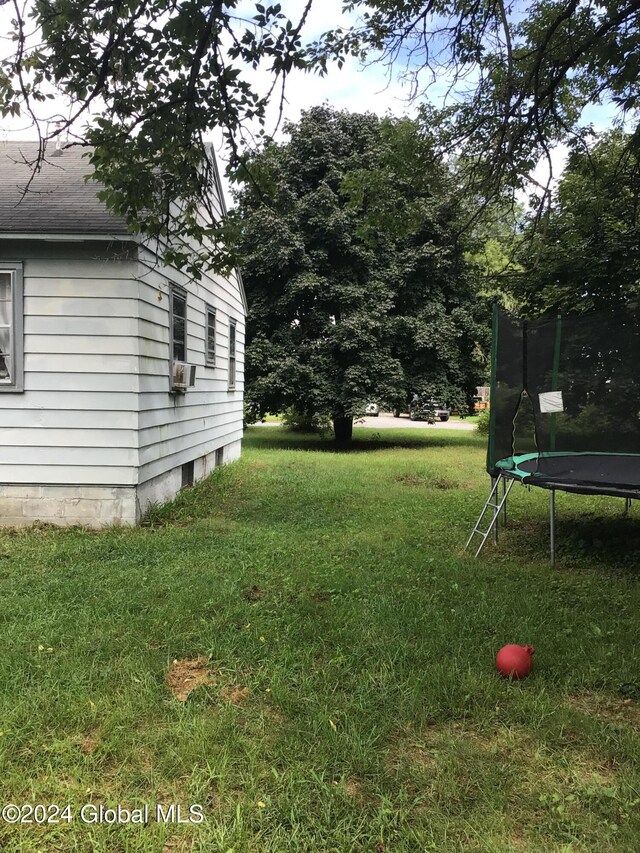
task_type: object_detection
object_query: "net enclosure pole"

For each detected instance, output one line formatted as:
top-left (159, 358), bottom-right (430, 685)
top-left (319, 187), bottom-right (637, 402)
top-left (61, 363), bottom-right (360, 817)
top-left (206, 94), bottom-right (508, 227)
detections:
top-left (550, 489), bottom-right (556, 568)
top-left (549, 314), bottom-right (562, 453)
top-left (487, 301), bottom-right (499, 480)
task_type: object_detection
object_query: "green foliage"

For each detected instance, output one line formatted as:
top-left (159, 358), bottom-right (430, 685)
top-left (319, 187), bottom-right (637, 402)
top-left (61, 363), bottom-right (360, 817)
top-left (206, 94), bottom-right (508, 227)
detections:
top-left (234, 107), bottom-right (488, 434)
top-left (1, 0), bottom-right (314, 275)
top-left (476, 409), bottom-right (490, 435)
top-left (280, 406), bottom-right (331, 433)
top-left (4, 0), bottom-right (639, 274)
top-left (513, 131), bottom-right (640, 315)
top-left (313, 3), bottom-right (640, 206)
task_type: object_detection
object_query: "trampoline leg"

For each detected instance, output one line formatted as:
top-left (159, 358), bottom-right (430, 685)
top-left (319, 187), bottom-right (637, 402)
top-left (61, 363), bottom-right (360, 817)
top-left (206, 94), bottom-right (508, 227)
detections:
top-left (550, 489), bottom-right (556, 569)
top-left (624, 497), bottom-right (632, 516)
top-left (502, 475), bottom-right (508, 527)
top-left (492, 477), bottom-right (498, 545)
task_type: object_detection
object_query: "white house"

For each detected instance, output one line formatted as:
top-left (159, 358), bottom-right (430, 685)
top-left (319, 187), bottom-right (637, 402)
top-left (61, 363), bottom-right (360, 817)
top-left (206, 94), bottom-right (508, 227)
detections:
top-left (0, 142), bottom-right (246, 527)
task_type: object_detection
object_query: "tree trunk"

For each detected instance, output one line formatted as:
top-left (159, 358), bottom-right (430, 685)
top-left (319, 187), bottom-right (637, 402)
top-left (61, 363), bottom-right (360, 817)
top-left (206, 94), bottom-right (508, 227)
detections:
top-left (333, 415), bottom-right (353, 445)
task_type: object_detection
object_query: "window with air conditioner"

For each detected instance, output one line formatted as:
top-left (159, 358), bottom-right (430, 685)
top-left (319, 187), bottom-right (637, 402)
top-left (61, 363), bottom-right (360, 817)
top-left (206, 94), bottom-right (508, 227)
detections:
top-left (170, 286), bottom-right (187, 364)
top-left (0, 264), bottom-right (24, 393)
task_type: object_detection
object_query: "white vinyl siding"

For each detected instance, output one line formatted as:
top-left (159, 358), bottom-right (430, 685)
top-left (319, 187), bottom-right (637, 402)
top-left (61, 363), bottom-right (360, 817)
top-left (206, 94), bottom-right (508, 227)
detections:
top-left (0, 233), bottom-right (245, 492)
top-left (0, 242), bottom-right (138, 485)
top-left (135, 245), bottom-right (245, 487)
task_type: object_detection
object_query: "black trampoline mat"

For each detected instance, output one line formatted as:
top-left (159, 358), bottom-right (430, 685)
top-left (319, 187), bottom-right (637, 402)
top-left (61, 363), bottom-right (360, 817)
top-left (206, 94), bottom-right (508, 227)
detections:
top-left (505, 453), bottom-right (640, 498)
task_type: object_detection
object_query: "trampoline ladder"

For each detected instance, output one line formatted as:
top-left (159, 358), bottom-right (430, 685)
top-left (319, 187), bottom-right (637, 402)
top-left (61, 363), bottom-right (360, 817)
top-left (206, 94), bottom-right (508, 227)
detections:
top-left (465, 475), bottom-right (515, 557)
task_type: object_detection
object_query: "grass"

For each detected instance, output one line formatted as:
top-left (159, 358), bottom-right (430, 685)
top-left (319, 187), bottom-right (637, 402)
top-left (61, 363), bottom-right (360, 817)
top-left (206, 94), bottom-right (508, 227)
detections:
top-left (450, 414), bottom-right (480, 424)
top-left (0, 427), bottom-right (639, 851)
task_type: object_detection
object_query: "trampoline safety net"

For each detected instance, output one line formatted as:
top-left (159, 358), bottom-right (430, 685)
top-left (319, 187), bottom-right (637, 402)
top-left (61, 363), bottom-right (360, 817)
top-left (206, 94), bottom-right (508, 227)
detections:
top-left (487, 306), bottom-right (640, 497)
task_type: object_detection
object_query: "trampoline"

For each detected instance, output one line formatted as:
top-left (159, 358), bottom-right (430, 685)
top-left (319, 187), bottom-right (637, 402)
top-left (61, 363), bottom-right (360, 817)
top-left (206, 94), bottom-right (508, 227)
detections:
top-left (497, 452), bottom-right (640, 499)
top-left (466, 306), bottom-right (640, 565)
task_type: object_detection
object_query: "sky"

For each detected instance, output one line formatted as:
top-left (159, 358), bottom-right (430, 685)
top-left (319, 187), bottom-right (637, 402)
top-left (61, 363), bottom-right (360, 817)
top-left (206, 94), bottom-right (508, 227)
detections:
top-left (0, 0), bottom-right (622, 205)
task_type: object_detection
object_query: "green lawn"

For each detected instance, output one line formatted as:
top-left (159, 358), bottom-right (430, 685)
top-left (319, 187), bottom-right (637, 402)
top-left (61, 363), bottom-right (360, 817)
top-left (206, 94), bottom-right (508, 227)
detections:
top-left (1, 428), bottom-right (639, 851)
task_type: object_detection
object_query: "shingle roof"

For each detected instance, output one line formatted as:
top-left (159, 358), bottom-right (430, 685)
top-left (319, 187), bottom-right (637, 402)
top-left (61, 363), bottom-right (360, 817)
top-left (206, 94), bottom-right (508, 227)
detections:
top-left (0, 141), bottom-right (129, 236)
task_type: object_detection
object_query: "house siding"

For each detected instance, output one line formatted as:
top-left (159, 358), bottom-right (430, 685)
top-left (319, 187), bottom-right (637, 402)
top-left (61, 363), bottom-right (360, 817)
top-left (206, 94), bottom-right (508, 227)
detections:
top-left (0, 232), bottom-right (245, 525)
top-left (0, 241), bottom-right (140, 493)
top-left (135, 246), bottom-right (245, 510)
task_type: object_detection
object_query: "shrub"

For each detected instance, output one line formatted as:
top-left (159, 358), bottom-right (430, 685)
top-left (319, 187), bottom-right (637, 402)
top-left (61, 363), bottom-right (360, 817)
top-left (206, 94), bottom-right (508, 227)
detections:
top-left (281, 407), bottom-right (331, 433)
top-left (476, 409), bottom-right (490, 435)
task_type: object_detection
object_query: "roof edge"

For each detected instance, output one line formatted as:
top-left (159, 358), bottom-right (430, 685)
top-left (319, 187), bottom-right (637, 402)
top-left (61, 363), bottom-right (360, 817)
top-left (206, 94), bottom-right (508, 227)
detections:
top-left (0, 233), bottom-right (135, 242)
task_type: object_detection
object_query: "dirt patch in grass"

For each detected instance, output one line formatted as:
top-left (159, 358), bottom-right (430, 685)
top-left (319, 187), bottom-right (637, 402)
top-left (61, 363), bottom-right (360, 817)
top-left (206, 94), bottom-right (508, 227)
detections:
top-left (262, 706), bottom-right (284, 724)
top-left (221, 684), bottom-right (249, 705)
top-left (431, 477), bottom-right (462, 490)
top-left (80, 731), bottom-right (100, 755)
top-left (166, 657), bottom-right (213, 702)
top-left (311, 591), bottom-right (332, 603)
top-left (567, 691), bottom-right (640, 728)
top-left (342, 777), bottom-right (365, 801)
top-left (395, 474), bottom-right (427, 486)
top-left (243, 585), bottom-right (266, 602)
top-left (394, 473), bottom-right (467, 489)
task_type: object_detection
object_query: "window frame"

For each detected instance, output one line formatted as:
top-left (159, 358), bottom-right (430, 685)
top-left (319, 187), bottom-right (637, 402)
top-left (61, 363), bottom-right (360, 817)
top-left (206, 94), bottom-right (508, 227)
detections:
top-left (169, 285), bottom-right (187, 368)
top-left (0, 262), bottom-right (24, 394)
top-left (228, 318), bottom-right (237, 390)
top-left (205, 304), bottom-right (216, 367)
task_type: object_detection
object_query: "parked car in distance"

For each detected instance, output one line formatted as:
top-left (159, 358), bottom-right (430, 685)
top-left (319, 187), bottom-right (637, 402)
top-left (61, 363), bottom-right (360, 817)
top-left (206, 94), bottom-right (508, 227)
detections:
top-left (429, 401), bottom-right (451, 422)
top-left (409, 400), bottom-right (435, 423)
top-left (393, 397), bottom-right (450, 422)
top-left (365, 402), bottom-right (380, 417)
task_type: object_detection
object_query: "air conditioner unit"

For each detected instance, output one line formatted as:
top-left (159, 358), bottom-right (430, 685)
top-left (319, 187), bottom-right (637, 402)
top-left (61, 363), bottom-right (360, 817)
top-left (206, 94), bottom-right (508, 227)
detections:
top-left (172, 361), bottom-right (196, 392)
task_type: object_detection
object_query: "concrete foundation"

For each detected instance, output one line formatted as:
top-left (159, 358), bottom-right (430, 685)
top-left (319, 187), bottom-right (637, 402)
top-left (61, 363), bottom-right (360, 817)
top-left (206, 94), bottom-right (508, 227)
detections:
top-left (0, 439), bottom-right (242, 528)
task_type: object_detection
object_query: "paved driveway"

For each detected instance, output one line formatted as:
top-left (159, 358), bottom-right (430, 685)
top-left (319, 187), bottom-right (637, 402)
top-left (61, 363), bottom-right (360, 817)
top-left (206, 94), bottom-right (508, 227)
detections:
top-left (355, 414), bottom-right (475, 430)
top-left (254, 414), bottom-right (476, 431)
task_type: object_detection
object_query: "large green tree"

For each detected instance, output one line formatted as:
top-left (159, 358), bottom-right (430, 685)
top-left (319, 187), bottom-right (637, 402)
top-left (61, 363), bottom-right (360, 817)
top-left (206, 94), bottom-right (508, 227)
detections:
top-left (511, 130), bottom-right (640, 315)
top-left (234, 106), bottom-right (486, 442)
top-left (3, 1), bottom-right (640, 273)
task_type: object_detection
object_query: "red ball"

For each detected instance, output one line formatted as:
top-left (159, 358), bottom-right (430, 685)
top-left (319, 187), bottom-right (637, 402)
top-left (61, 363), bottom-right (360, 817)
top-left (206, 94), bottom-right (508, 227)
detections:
top-left (496, 644), bottom-right (535, 679)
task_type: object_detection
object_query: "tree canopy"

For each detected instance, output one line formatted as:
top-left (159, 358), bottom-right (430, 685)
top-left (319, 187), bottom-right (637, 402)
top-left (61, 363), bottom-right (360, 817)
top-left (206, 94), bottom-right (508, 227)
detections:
top-left (510, 130), bottom-right (640, 315)
top-left (315, 1), bottom-right (640, 208)
top-left (234, 106), bottom-right (487, 440)
top-left (3, 1), bottom-right (640, 273)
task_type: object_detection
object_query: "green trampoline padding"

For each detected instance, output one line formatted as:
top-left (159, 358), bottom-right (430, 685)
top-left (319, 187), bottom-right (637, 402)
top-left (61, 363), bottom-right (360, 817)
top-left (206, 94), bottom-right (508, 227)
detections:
top-left (495, 452), bottom-right (640, 499)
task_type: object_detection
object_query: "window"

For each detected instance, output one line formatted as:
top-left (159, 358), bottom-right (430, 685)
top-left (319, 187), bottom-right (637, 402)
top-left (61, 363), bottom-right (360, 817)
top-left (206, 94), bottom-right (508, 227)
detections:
top-left (0, 264), bottom-right (24, 393)
top-left (181, 460), bottom-right (194, 489)
top-left (205, 306), bottom-right (216, 366)
top-left (170, 287), bottom-right (187, 363)
top-left (228, 319), bottom-right (236, 389)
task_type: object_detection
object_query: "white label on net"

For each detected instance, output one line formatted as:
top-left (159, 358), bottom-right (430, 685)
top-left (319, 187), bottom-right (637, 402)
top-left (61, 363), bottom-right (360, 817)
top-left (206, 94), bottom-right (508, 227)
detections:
top-left (539, 391), bottom-right (564, 413)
